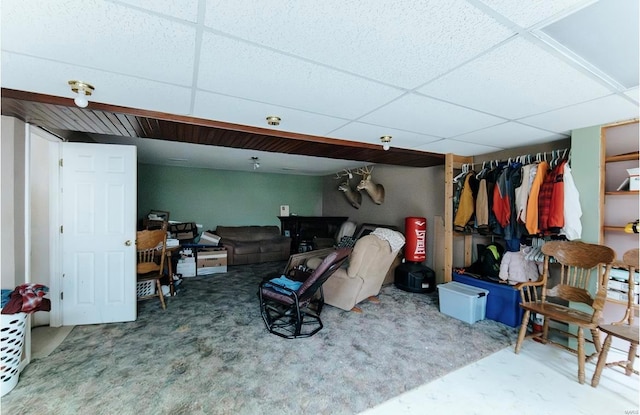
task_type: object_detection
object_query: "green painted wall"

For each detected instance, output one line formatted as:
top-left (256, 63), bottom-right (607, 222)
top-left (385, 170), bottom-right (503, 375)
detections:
top-left (570, 125), bottom-right (602, 244)
top-left (137, 164), bottom-right (323, 231)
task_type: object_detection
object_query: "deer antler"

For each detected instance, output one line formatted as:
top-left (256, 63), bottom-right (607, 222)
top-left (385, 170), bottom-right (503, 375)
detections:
top-left (335, 169), bottom-right (354, 179)
top-left (356, 166), bottom-right (373, 176)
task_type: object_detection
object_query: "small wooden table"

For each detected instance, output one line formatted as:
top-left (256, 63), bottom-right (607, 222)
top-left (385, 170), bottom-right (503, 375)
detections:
top-left (165, 245), bottom-right (181, 296)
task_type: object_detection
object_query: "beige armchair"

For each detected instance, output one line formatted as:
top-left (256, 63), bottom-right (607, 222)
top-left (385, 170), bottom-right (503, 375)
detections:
top-left (313, 232), bottom-right (404, 312)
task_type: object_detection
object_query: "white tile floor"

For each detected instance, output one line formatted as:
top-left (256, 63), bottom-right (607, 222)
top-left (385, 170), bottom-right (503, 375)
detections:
top-left (360, 340), bottom-right (639, 415)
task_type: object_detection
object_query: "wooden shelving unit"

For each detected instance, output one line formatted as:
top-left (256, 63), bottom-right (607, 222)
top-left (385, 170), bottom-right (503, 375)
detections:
top-left (600, 119), bottom-right (639, 310)
top-left (443, 153), bottom-right (473, 282)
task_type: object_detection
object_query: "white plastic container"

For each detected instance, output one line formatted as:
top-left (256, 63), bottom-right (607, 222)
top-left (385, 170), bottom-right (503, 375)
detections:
top-left (438, 282), bottom-right (488, 324)
top-left (1, 312), bottom-right (28, 396)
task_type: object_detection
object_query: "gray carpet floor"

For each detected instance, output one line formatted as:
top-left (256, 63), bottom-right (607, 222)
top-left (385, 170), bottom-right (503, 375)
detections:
top-left (1, 261), bottom-right (518, 415)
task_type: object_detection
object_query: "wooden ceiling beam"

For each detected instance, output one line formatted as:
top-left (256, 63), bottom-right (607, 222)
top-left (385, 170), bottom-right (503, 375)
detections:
top-left (1, 88), bottom-right (445, 168)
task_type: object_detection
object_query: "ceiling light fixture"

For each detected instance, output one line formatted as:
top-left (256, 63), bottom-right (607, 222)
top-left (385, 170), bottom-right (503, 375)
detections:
top-left (68, 80), bottom-right (95, 108)
top-left (251, 156), bottom-right (260, 170)
top-left (266, 116), bottom-right (281, 126)
top-left (380, 135), bottom-right (392, 151)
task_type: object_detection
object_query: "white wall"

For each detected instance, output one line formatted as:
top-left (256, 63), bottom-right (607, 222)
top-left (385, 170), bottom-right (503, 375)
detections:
top-left (29, 128), bottom-right (60, 326)
top-left (1, 116), bottom-right (26, 290)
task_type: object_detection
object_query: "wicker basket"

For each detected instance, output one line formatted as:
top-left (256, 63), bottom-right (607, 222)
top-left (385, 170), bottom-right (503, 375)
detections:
top-left (1, 312), bottom-right (28, 397)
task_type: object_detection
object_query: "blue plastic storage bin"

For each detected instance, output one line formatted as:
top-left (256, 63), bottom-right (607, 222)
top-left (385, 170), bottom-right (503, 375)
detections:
top-left (452, 272), bottom-right (523, 328)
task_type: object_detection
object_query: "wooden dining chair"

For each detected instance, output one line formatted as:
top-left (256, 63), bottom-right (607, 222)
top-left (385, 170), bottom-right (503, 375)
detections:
top-left (591, 248), bottom-right (639, 387)
top-left (136, 229), bottom-right (167, 310)
top-left (514, 240), bottom-right (615, 384)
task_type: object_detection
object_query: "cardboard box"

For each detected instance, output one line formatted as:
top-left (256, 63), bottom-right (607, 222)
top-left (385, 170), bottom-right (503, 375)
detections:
top-left (438, 281), bottom-right (488, 324)
top-left (197, 249), bottom-right (227, 275)
top-left (199, 231), bottom-right (221, 245)
top-left (169, 222), bottom-right (198, 240)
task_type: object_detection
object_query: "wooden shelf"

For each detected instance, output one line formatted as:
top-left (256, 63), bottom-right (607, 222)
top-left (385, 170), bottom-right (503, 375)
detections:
top-left (603, 225), bottom-right (635, 232)
top-left (605, 190), bottom-right (639, 195)
top-left (605, 151), bottom-right (639, 163)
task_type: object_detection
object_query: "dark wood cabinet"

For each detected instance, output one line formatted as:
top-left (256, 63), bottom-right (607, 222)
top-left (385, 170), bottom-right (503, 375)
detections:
top-left (278, 216), bottom-right (348, 253)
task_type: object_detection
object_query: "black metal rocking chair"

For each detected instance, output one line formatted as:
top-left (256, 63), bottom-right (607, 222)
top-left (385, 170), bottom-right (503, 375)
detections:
top-left (258, 248), bottom-right (351, 339)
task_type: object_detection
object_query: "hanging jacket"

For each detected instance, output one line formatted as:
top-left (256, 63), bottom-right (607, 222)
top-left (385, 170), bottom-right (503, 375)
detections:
top-left (475, 176), bottom-right (489, 228)
top-left (454, 171), bottom-right (476, 231)
top-left (492, 167), bottom-right (510, 229)
top-left (547, 160), bottom-right (566, 232)
top-left (499, 248), bottom-right (543, 285)
top-left (515, 163), bottom-right (535, 224)
top-left (560, 163), bottom-right (582, 240)
top-left (526, 161), bottom-right (549, 235)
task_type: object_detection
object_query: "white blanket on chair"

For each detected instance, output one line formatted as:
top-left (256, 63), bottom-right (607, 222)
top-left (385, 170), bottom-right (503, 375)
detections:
top-left (371, 228), bottom-right (405, 253)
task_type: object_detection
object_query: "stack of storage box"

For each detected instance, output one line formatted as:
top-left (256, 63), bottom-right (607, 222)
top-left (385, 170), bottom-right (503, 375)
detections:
top-left (176, 247), bottom-right (196, 277)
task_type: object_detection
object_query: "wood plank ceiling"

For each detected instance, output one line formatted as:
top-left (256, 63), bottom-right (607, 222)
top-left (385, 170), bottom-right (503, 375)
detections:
top-left (1, 88), bottom-right (445, 168)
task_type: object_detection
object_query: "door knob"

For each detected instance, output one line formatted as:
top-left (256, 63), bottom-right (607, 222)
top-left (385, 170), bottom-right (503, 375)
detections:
top-left (125, 240), bottom-right (132, 246)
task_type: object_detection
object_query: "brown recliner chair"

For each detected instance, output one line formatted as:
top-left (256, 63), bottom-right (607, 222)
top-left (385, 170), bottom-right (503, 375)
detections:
top-left (313, 230), bottom-right (405, 312)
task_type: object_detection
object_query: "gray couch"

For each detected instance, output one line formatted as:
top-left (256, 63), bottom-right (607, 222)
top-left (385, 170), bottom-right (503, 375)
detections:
top-left (214, 225), bottom-right (291, 265)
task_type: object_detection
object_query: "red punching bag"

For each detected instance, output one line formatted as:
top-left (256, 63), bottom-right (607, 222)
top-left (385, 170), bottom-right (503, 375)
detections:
top-left (405, 217), bottom-right (426, 262)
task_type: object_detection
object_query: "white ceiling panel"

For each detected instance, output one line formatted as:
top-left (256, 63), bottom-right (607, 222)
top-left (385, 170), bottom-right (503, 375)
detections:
top-left (452, 121), bottom-right (566, 148)
top-left (519, 94), bottom-right (640, 133)
top-left (113, 0), bottom-right (200, 22)
top-left (1, 52), bottom-right (193, 116)
top-left (203, 0), bottom-right (514, 88)
top-left (477, 0), bottom-right (592, 28)
top-left (415, 139), bottom-right (501, 156)
top-left (193, 91), bottom-right (351, 137)
top-left (1, 1), bottom-right (638, 174)
top-left (1, 0), bottom-right (196, 85)
top-left (540, 0), bottom-right (639, 89)
top-left (418, 36), bottom-right (613, 119)
top-left (327, 122), bottom-right (441, 149)
top-left (197, 33), bottom-right (404, 119)
top-left (625, 88), bottom-right (639, 102)
top-left (360, 93), bottom-right (504, 138)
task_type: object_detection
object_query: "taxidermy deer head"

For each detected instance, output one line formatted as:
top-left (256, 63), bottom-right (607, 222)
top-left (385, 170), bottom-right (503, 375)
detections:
top-left (356, 166), bottom-right (385, 205)
top-left (335, 169), bottom-right (361, 209)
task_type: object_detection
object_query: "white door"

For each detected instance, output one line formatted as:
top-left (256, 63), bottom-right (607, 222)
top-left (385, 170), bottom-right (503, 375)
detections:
top-left (61, 143), bottom-right (137, 325)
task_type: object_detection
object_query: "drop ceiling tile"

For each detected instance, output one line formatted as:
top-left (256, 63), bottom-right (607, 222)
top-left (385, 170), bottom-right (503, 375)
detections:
top-left (477, 0), bottom-right (590, 28)
top-left (327, 122), bottom-right (441, 149)
top-left (114, 0), bottom-right (200, 22)
top-left (625, 88), bottom-right (639, 102)
top-left (193, 91), bottom-right (351, 137)
top-left (452, 122), bottom-right (566, 148)
top-left (519, 94), bottom-right (640, 133)
top-left (1, 52), bottom-right (192, 116)
top-left (415, 139), bottom-right (501, 156)
top-left (359, 93), bottom-right (504, 138)
top-left (204, 0), bottom-right (513, 88)
top-left (197, 33), bottom-right (404, 119)
top-left (1, 0), bottom-right (196, 85)
top-left (539, 0), bottom-right (639, 89)
top-left (418, 36), bottom-right (613, 120)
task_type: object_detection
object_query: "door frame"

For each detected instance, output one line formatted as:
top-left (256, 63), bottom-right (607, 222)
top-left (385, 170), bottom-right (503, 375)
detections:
top-left (25, 125), bottom-right (63, 327)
